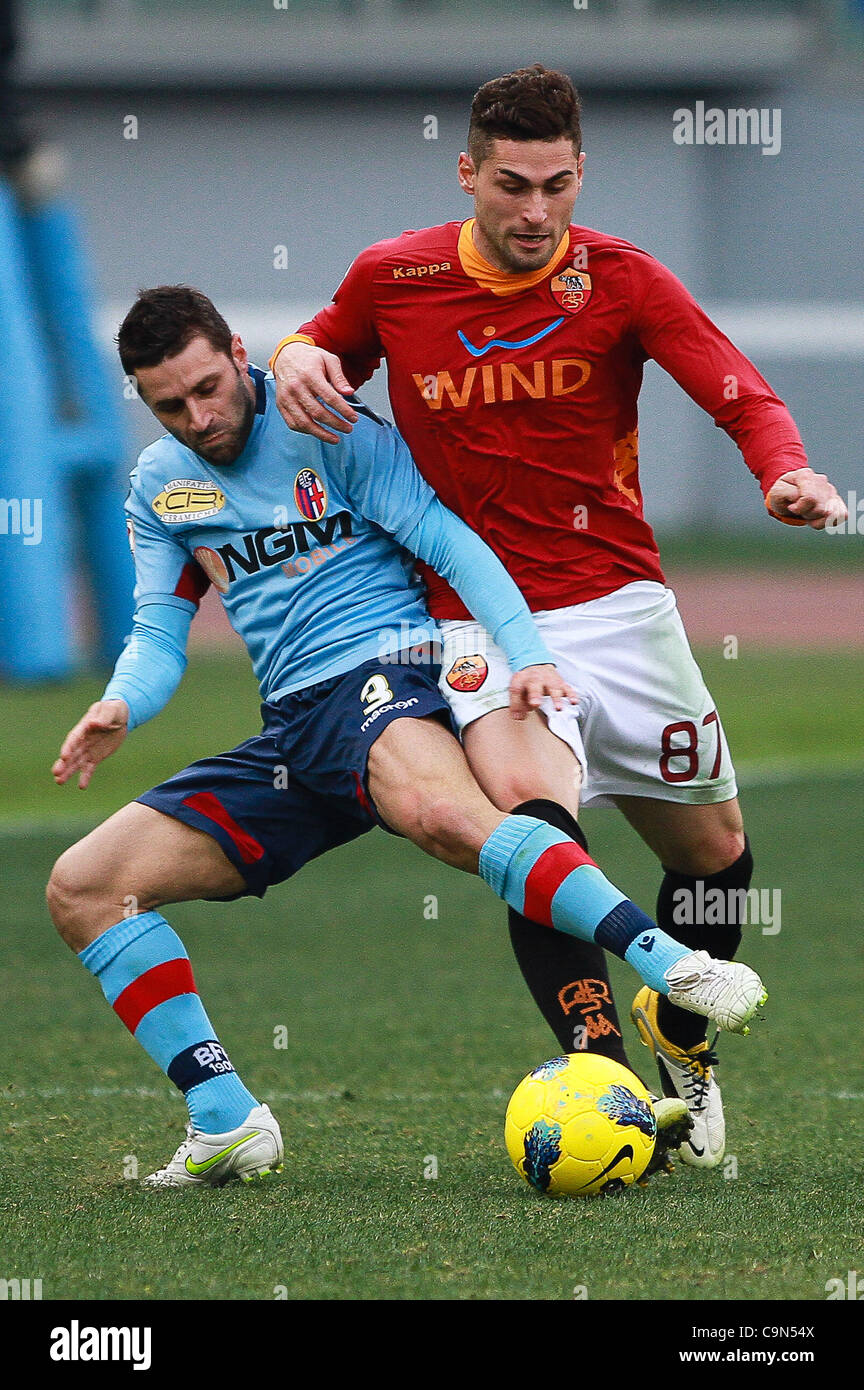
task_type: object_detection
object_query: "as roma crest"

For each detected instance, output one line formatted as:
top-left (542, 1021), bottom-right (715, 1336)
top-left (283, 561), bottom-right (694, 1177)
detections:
top-left (445, 654), bottom-right (488, 693)
top-left (549, 267), bottom-right (592, 316)
top-left (294, 468), bottom-right (327, 522)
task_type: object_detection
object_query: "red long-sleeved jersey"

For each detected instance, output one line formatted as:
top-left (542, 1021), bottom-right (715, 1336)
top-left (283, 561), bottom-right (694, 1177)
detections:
top-left (290, 220), bottom-right (806, 619)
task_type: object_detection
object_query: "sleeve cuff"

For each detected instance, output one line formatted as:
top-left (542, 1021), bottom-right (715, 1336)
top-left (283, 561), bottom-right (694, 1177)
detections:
top-left (761, 458), bottom-right (810, 525)
top-left (269, 334), bottom-right (317, 371)
top-left (758, 455), bottom-right (808, 498)
top-left (764, 494), bottom-right (807, 526)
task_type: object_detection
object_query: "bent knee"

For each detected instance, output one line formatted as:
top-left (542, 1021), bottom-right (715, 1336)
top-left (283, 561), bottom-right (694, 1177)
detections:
top-left (713, 826), bottom-right (748, 873)
top-left (46, 848), bottom-right (94, 942)
top-left (481, 771), bottom-right (581, 816)
top-left (671, 826), bottom-right (748, 878)
top-left (401, 795), bottom-right (487, 868)
top-left (46, 845), bottom-right (129, 950)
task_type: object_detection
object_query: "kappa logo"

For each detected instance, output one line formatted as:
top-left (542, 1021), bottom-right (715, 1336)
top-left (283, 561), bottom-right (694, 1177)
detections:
top-left (392, 260), bottom-right (451, 280)
top-left (445, 654), bottom-right (488, 693)
top-left (613, 430), bottom-right (640, 506)
top-left (549, 267), bottom-right (592, 316)
top-left (151, 479), bottom-right (225, 524)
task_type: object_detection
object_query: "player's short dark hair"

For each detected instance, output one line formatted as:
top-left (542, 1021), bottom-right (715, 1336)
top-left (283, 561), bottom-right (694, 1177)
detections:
top-left (117, 286), bottom-right (233, 375)
top-left (468, 64), bottom-right (582, 166)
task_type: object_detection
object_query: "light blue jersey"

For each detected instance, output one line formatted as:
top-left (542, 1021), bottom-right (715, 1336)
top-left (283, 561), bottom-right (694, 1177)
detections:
top-left (106, 367), bottom-right (553, 728)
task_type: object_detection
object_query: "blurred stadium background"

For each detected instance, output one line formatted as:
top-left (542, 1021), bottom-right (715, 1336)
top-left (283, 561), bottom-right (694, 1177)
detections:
top-left (2, 0), bottom-right (864, 685)
top-left (1, 1), bottom-right (862, 1301)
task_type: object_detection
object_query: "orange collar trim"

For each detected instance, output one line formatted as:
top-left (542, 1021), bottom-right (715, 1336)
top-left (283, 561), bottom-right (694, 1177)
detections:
top-left (457, 219), bottom-right (571, 297)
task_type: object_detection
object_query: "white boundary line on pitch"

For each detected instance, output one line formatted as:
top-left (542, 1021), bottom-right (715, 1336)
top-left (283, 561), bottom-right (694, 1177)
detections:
top-left (2, 761), bottom-right (861, 835)
top-left (3, 1084), bottom-right (862, 1104)
top-left (2, 1084), bottom-right (508, 1105)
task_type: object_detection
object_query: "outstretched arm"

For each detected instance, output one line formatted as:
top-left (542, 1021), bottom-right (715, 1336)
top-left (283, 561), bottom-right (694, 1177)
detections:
top-left (53, 601), bottom-right (191, 788)
top-left (631, 256), bottom-right (847, 530)
top-left (52, 698), bottom-right (131, 790)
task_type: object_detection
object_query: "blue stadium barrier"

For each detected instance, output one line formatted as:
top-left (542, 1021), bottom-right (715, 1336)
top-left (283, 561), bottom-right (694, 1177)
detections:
top-left (0, 177), bottom-right (133, 680)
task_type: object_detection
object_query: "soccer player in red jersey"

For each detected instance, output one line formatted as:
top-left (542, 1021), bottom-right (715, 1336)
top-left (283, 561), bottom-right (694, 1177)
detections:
top-left (270, 66), bottom-right (846, 1169)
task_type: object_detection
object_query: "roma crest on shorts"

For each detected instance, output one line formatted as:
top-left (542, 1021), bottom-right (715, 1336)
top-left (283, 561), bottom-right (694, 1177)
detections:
top-left (445, 654), bottom-right (488, 692)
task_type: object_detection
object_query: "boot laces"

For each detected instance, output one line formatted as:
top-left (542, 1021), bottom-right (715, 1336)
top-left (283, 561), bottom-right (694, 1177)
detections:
top-left (682, 1033), bottom-right (719, 1110)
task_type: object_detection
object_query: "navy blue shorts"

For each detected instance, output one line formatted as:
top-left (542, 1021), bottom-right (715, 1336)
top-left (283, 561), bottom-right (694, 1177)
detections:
top-left (137, 650), bottom-right (453, 898)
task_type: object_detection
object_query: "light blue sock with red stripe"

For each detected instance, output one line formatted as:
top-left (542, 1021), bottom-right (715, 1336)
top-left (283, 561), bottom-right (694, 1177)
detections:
top-left (79, 910), bottom-right (258, 1134)
top-left (479, 817), bottom-right (691, 995)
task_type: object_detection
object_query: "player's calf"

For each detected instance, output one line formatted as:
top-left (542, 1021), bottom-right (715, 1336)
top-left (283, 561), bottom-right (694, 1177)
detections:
top-left (656, 831), bottom-right (754, 1049)
top-left (46, 802), bottom-right (267, 1158)
top-left (477, 817), bottom-right (767, 1033)
top-left (507, 798), bottom-right (634, 1071)
top-left (47, 802), bottom-right (245, 950)
top-left (369, 718), bottom-right (767, 1032)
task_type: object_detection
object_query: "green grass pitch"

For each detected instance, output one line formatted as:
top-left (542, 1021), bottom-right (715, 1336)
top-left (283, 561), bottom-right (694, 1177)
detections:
top-left (0, 649), bottom-right (862, 1300)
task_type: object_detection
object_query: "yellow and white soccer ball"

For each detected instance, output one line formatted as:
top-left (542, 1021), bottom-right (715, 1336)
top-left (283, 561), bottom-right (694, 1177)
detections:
top-left (505, 1053), bottom-right (657, 1197)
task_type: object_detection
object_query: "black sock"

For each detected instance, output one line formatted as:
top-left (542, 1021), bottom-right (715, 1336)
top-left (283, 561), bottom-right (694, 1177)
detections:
top-left (656, 836), bottom-right (754, 1049)
top-left (508, 799), bottom-right (633, 1069)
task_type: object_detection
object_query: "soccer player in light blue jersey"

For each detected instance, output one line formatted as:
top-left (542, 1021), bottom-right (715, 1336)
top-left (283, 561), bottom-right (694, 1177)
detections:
top-left (48, 288), bottom-right (765, 1188)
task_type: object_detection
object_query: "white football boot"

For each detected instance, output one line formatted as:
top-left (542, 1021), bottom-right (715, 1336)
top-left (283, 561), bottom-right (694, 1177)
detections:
top-left (632, 987), bottom-right (725, 1168)
top-left (143, 1103), bottom-right (284, 1188)
top-left (662, 949), bottom-right (766, 1035)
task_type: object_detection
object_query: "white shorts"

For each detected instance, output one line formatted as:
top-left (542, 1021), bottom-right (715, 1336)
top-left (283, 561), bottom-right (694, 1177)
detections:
top-left (438, 581), bottom-right (738, 809)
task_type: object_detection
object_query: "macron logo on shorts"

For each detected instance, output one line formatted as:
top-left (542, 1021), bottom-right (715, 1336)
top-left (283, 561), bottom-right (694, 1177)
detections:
top-left (359, 696), bottom-right (419, 733)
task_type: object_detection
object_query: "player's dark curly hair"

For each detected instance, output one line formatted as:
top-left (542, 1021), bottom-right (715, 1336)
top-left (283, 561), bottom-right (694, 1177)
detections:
top-left (468, 65), bottom-right (582, 165)
top-left (117, 285), bottom-right (233, 375)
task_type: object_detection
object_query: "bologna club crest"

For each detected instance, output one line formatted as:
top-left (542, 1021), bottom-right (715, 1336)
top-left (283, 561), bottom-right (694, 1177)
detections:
top-left (294, 468), bottom-right (328, 521)
top-left (549, 268), bottom-right (592, 316)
